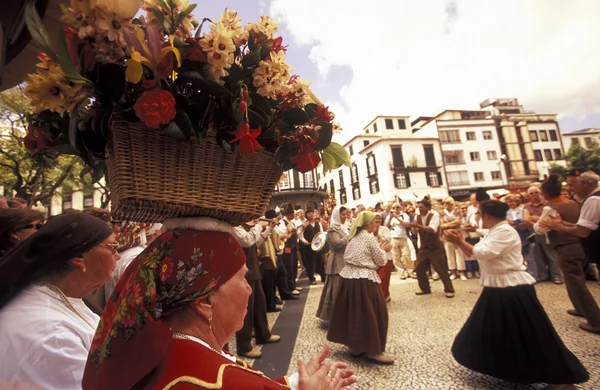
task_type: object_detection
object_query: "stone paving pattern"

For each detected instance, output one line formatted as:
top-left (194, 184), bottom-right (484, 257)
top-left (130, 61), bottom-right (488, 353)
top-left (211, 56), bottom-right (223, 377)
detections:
top-left (286, 277), bottom-right (600, 390)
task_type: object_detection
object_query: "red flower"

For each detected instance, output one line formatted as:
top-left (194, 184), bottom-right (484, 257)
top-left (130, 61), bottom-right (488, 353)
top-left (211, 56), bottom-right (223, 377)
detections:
top-left (292, 152), bottom-right (321, 173)
top-left (64, 28), bottom-right (80, 71)
top-left (157, 51), bottom-right (174, 79)
top-left (23, 123), bottom-right (53, 153)
top-left (134, 89), bottom-right (176, 129)
top-left (230, 121), bottom-right (263, 155)
top-left (160, 258), bottom-right (174, 282)
top-left (314, 105), bottom-right (335, 122)
top-left (184, 38), bottom-right (208, 62)
top-left (269, 37), bottom-right (288, 53)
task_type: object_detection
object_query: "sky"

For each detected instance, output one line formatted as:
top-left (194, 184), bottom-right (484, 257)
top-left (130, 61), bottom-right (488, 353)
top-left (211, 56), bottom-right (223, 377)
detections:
top-left (193, 0), bottom-right (600, 143)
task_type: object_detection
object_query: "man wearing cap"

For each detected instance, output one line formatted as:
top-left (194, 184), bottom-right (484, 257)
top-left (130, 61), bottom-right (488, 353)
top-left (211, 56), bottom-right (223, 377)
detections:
top-left (300, 208), bottom-right (324, 284)
top-left (259, 210), bottom-right (281, 312)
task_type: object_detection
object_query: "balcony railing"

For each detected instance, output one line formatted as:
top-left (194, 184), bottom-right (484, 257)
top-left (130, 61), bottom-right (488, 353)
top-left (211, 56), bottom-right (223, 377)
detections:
top-left (448, 181), bottom-right (471, 186)
top-left (391, 160), bottom-right (443, 171)
top-left (273, 185), bottom-right (323, 193)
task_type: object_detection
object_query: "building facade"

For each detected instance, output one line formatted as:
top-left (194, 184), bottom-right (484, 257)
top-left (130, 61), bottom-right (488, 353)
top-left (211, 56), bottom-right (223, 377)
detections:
top-left (562, 128), bottom-right (600, 150)
top-left (269, 168), bottom-right (327, 212)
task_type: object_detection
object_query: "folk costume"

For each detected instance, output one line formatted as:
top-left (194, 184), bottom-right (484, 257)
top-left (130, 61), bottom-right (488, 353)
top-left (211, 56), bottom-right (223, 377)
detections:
top-left (83, 221), bottom-right (296, 390)
top-left (277, 213), bottom-right (299, 292)
top-left (301, 213), bottom-right (324, 283)
top-left (316, 206), bottom-right (349, 323)
top-left (259, 210), bottom-right (280, 312)
top-left (327, 212), bottom-right (390, 360)
top-left (0, 213), bottom-right (113, 390)
top-left (452, 220), bottom-right (589, 385)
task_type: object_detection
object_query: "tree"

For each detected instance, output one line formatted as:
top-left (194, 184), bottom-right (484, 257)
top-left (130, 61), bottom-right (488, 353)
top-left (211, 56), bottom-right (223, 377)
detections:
top-left (549, 142), bottom-right (600, 181)
top-left (0, 86), bottom-right (80, 205)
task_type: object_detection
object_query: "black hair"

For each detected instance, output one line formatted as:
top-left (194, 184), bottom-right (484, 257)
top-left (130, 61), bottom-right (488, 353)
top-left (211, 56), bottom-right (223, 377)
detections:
top-left (475, 187), bottom-right (490, 202)
top-left (541, 174), bottom-right (562, 199)
top-left (480, 200), bottom-right (509, 220)
top-left (417, 198), bottom-right (432, 209)
top-left (339, 206), bottom-right (347, 214)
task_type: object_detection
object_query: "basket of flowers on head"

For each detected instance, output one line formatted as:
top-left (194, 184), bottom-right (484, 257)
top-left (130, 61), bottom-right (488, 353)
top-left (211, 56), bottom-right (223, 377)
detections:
top-left (22, 0), bottom-right (350, 224)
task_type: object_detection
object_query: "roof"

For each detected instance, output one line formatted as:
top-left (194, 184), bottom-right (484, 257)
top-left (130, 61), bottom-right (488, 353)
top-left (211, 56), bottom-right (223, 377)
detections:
top-left (563, 128), bottom-right (600, 136)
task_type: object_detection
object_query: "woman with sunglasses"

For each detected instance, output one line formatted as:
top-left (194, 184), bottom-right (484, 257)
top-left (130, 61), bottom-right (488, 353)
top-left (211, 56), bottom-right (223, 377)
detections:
top-left (0, 208), bottom-right (45, 257)
top-left (0, 212), bottom-right (120, 390)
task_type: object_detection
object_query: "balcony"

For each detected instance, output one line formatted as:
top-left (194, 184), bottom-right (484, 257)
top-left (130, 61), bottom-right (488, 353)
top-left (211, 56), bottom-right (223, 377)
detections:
top-left (391, 160), bottom-right (443, 172)
top-left (448, 180), bottom-right (470, 186)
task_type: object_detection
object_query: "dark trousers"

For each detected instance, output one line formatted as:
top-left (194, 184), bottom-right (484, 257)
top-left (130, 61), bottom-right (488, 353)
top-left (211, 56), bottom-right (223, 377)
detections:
top-left (556, 243), bottom-right (600, 327)
top-left (261, 267), bottom-right (277, 310)
top-left (236, 279), bottom-right (271, 354)
top-left (316, 253), bottom-right (325, 282)
top-left (276, 254), bottom-right (293, 297)
top-left (416, 246), bottom-right (455, 293)
top-left (282, 249), bottom-right (298, 291)
top-left (302, 244), bottom-right (324, 282)
top-left (465, 237), bottom-right (480, 274)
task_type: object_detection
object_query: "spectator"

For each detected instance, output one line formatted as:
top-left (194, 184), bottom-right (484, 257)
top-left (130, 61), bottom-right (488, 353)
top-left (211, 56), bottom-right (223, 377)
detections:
top-left (7, 198), bottom-right (27, 209)
top-left (0, 209), bottom-right (45, 257)
top-left (82, 207), bottom-right (112, 223)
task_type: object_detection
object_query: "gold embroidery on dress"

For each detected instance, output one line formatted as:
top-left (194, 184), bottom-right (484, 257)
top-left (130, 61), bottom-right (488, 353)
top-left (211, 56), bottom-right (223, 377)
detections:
top-left (161, 364), bottom-right (291, 389)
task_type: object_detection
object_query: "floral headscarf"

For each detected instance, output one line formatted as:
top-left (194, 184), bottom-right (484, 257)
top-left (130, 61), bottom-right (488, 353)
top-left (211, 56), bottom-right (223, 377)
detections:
top-left (83, 229), bottom-right (246, 390)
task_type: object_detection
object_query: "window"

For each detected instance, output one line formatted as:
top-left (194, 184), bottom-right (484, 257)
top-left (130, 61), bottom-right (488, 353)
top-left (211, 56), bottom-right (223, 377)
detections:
top-left (363, 140), bottom-right (370, 147)
top-left (398, 119), bottom-right (406, 129)
top-left (351, 163), bottom-right (359, 183)
top-left (304, 172), bottom-right (315, 188)
top-left (369, 179), bottom-right (380, 194)
top-left (539, 130), bottom-right (548, 142)
top-left (62, 193), bottom-right (73, 210)
top-left (466, 132), bottom-right (476, 141)
top-left (373, 123), bottom-right (378, 133)
top-left (391, 146), bottom-right (405, 168)
top-left (571, 138), bottom-right (579, 146)
top-left (447, 171), bottom-right (469, 186)
top-left (469, 151), bottom-right (480, 161)
top-left (534, 150), bottom-right (543, 161)
top-left (529, 131), bottom-right (538, 142)
top-left (443, 151), bottom-right (464, 164)
top-left (426, 172), bottom-right (441, 187)
top-left (483, 131), bottom-right (493, 140)
top-left (553, 149), bottom-right (562, 160)
top-left (352, 185), bottom-right (361, 200)
top-left (544, 149), bottom-right (553, 161)
top-left (366, 153), bottom-right (377, 176)
top-left (585, 137), bottom-right (594, 148)
top-left (549, 130), bottom-right (558, 141)
top-left (348, 145), bottom-right (354, 155)
top-left (338, 170), bottom-right (345, 188)
top-left (340, 189), bottom-right (347, 205)
top-left (440, 130), bottom-right (460, 143)
top-left (486, 151), bottom-right (497, 160)
top-left (394, 172), bottom-right (409, 189)
top-left (329, 179), bottom-right (335, 194)
top-left (474, 172), bottom-right (484, 182)
top-left (491, 171), bottom-right (501, 180)
top-left (385, 119), bottom-right (394, 129)
top-left (84, 195), bottom-right (94, 208)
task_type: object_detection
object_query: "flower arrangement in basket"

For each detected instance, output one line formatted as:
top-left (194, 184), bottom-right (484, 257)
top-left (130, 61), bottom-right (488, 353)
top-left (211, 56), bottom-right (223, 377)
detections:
top-left (21, 0), bottom-right (350, 223)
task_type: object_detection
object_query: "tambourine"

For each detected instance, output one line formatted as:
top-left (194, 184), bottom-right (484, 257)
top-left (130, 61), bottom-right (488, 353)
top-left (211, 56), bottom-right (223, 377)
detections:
top-left (311, 231), bottom-right (330, 253)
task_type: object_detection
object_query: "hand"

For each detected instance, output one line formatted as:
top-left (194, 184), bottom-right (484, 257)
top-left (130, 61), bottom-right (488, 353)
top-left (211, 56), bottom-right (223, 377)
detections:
top-left (380, 242), bottom-right (392, 252)
top-left (444, 230), bottom-right (463, 244)
top-left (542, 215), bottom-right (562, 229)
top-left (298, 345), bottom-right (357, 390)
top-left (269, 219), bottom-right (278, 230)
top-left (400, 220), bottom-right (412, 228)
top-left (463, 225), bottom-right (476, 232)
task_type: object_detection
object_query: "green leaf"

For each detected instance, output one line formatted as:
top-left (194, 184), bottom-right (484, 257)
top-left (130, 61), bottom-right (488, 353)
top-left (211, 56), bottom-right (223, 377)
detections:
top-left (162, 121), bottom-right (188, 141)
top-left (274, 143), bottom-right (298, 171)
top-left (57, 28), bottom-right (91, 84)
top-left (227, 64), bottom-right (245, 90)
top-left (248, 108), bottom-right (267, 128)
top-left (91, 163), bottom-right (106, 183)
top-left (195, 129), bottom-right (206, 143)
top-left (324, 142), bottom-right (351, 168)
top-left (79, 165), bottom-right (93, 179)
top-left (173, 37), bottom-right (188, 49)
top-left (321, 151), bottom-right (336, 173)
top-left (260, 43), bottom-right (273, 58)
top-left (314, 122), bottom-right (333, 151)
top-left (68, 99), bottom-right (86, 153)
top-left (51, 143), bottom-right (80, 155)
top-left (24, 2), bottom-right (57, 62)
top-left (241, 50), bottom-right (261, 68)
top-left (249, 93), bottom-right (272, 119)
top-left (176, 3), bottom-right (197, 25)
top-left (305, 103), bottom-right (318, 119)
top-left (178, 71), bottom-right (232, 96)
top-left (195, 18), bottom-right (213, 38)
top-left (281, 108), bottom-right (309, 127)
top-left (174, 109), bottom-right (193, 139)
top-left (232, 99), bottom-right (244, 122)
top-left (152, 8), bottom-right (165, 28)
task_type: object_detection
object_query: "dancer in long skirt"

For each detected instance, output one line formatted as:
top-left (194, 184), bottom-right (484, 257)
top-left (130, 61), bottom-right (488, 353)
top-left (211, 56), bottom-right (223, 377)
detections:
top-left (327, 211), bottom-right (394, 365)
top-left (316, 206), bottom-right (349, 324)
top-left (444, 200), bottom-right (589, 388)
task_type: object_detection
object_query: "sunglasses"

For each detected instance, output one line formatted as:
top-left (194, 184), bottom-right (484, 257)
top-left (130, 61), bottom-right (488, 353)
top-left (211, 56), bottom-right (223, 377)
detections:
top-left (22, 223), bottom-right (43, 230)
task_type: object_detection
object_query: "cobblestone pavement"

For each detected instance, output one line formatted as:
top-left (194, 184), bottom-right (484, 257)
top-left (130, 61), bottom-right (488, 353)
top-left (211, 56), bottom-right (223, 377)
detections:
top-left (230, 276), bottom-right (600, 389)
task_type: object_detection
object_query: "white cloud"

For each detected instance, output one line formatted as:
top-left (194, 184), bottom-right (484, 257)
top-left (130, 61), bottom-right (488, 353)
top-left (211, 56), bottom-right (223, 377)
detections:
top-left (270, 0), bottom-right (600, 142)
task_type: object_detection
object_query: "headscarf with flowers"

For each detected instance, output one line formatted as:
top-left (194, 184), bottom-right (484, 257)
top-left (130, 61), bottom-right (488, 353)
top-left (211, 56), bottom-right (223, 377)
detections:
top-left (83, 229), bottom-right (246, 390)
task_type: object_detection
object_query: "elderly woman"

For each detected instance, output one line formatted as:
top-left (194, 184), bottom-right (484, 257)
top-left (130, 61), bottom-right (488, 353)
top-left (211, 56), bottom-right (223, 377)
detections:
top-left (317, 206), bottom-right (349, 325)
top-left (445, 201), bottom-right (588, 388)
top-left (374, 214), bottom-right (394, 302)
top-left (0, 212), bottom-right (119, 390)
top-left (83, 220), bottom-right (356, 389)
top-left (0, 208), bottom-right (44, 256)
top-left (327, 211), bottom-right (394, 365)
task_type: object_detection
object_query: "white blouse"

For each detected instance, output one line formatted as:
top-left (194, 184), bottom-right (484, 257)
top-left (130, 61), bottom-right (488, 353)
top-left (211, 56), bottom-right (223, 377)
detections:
top-left (375, 225), bottom-right (393, 261)
top-left (0, 284), bottom-right (99, 390)
top-left (340, 230), bottom-right (387, 283)
top-left (473, 221), bottom-right (536, 288)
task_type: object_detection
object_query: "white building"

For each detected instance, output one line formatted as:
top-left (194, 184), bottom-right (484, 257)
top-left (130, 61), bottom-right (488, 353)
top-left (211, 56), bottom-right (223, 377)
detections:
top-left (269, 168), bottom-right (327, 211)
top-left (320, 116), bottom-right (449, 208)
top-left (562, 128), bottom-right (600, 150)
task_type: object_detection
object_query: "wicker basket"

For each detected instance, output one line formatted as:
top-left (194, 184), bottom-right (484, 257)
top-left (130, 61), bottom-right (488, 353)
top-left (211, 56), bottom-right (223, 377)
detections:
top-left (106, 115), bottom-right (283, 225)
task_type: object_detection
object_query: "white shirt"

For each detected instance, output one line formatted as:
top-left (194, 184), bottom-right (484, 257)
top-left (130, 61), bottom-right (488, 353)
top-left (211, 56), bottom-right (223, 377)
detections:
top-left (375, 225), bottom-right (393, 261)
top-left (105, 246), bottom-right (145, 301)
top-left (340, 230), bottom-right (387, 283)
top-left (232, 224), bottom-right (270, 249)
top-left (386, 213), bottom-right (408, 238)
top-left (473, 221), bottom-right (536, 288)
top-left (419, 210), bottom-right (440, 232)
top-left (0, 284), bottom-right (99, 390)
top-left (577, 187), bottom-right (600, 231)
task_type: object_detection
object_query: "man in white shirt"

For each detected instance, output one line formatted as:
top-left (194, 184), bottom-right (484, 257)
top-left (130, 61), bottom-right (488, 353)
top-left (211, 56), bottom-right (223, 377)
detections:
top-left (276, 204), bottom-right (303, 295)
top-left (411, 198), bottom-right (455, 298)
top-left (386, 203), bottom-right (412, 279)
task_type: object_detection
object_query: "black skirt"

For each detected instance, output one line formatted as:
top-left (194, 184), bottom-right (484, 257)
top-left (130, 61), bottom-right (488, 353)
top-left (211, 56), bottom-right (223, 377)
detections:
top-left (452, 284), bottom-right (589, 385)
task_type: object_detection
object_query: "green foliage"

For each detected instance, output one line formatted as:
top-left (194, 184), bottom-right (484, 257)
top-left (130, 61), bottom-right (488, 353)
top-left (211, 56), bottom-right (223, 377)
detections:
top-left (550, 142), bottom-right (600, 181)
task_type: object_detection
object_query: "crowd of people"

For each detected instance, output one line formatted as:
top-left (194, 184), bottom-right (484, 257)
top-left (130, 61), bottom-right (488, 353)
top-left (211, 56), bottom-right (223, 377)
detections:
top-left (0, 168), bottom-right (598, 389)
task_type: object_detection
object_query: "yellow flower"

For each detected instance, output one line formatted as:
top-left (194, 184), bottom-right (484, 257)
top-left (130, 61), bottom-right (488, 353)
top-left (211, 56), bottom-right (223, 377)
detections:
top-left (199, 22), bottom-right (235, 77)
top-left (245, 15), bottom-right (279, 42)
top-left (124, 26), bottom-right (181, 83)
top-left (95, 5), bottom-right (130, 45)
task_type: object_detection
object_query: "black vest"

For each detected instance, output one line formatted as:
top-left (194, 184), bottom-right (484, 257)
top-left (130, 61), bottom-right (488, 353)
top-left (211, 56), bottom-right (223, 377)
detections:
top-left (580, 190), bottom-right (600, 265)
top-left (284, 219), bottom-right (298, 249)
top-left (303, 222), bottom-right (321, 244)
